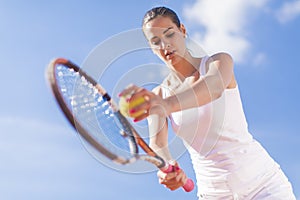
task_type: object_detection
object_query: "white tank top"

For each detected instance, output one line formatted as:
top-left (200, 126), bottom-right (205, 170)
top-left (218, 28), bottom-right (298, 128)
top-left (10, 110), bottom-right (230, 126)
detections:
top-left (161, 56), bottom-right (277, 197)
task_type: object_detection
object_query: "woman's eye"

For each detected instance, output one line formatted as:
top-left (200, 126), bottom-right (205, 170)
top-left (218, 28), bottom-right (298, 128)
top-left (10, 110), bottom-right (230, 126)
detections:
top-left (166, 32), bottom-right (175, 38)
top-left (152, 40), bottom-right (160, 46)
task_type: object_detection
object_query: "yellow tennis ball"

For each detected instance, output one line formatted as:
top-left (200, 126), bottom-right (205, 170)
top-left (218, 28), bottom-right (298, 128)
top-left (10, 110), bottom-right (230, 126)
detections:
top-left (119, 96), bottom-right (145, 118)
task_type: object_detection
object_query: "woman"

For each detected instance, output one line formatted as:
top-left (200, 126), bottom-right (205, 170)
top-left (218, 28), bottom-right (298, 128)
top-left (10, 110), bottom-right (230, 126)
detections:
top-left (119, 6), bottom-right (296, 199)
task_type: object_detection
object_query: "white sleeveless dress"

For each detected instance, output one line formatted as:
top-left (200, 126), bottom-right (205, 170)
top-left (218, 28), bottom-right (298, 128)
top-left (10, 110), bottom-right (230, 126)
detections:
top-left (160, 56), bottom-right (295, 199)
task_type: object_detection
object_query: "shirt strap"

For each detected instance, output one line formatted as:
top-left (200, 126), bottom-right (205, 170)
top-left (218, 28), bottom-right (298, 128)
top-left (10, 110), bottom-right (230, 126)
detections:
top-left (199, 56), bottom-right (210, 76)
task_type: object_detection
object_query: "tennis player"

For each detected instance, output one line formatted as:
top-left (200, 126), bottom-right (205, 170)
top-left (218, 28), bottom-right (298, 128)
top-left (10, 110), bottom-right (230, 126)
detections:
top-left (120, 6), bottom-right (296, 199)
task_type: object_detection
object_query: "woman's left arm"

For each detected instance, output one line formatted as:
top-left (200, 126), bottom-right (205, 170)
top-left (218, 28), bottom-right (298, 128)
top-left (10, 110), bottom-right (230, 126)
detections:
top-left (165, 52), bottom-right (235, 113)
top-left (119, 52), bottom-right (235, 121)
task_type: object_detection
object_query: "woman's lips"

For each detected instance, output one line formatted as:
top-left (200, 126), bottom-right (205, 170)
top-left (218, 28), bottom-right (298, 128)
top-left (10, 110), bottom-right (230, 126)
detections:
top-left (165, 50), bottom-right (175, 60)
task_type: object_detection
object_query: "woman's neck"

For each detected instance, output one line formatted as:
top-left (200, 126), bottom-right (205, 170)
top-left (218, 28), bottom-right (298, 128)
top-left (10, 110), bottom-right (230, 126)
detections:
top-left (171, 53), bottom-right (202, 81)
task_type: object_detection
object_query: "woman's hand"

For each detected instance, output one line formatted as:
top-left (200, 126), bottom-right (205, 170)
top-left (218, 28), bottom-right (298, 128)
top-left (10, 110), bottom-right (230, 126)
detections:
top-left (157, 161), bottom-right (188, 191)
top-left (119, 84), bottom-right (171, 122)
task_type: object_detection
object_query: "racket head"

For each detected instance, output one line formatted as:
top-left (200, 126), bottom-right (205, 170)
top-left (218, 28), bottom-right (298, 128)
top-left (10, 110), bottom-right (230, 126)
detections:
top-left (46, 58), bottom-right (140, 165)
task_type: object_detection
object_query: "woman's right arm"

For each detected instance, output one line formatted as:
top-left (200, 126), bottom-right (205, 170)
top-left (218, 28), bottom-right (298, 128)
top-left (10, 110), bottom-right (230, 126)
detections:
top-left (147, 86), bottom-right (188, 191)
top-left (147, 86), bottom-right (172, 161)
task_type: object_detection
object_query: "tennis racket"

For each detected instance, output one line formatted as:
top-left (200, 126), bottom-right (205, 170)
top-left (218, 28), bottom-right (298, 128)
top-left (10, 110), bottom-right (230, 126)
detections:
top-left (46, 58), bottom-right (194, 192)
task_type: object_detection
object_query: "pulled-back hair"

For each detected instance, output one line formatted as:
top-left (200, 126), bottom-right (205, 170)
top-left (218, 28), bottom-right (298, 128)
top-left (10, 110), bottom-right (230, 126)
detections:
top-left (142, 6), bottom-right (181, 28)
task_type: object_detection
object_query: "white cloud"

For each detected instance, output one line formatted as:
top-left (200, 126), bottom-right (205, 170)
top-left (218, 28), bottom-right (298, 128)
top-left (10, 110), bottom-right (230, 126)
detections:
top-left (276, 0), bottom-right (300, 23)
top-left (183, 0), bottom-right (269, 64)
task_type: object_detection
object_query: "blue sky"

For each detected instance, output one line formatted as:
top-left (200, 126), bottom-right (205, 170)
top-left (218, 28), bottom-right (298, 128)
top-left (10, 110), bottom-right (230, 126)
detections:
top-left (0, 0), bottom-right (299, 199)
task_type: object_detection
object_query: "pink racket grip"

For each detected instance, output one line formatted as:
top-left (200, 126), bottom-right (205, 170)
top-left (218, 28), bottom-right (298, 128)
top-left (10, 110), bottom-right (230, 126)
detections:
top-left (161, 164), bottom-right (194, 192)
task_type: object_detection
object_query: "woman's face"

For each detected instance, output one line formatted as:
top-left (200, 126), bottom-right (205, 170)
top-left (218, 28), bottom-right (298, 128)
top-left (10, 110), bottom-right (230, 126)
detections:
top-left (143, 16), bottom-right (187, 66)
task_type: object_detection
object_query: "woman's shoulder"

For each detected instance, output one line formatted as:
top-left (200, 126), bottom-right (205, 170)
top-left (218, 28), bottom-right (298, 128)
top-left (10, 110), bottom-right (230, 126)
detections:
top-left (202, 52), bottom-right (234, 75)
top-left (208, 52), bottom-right (233, 64)
top-left (209, 52), bottom-right (237, 89)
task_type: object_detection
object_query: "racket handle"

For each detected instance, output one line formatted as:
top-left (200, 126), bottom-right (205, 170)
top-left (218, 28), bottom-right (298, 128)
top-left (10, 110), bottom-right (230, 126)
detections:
top-left (162, 164), bottom-right (194, 192)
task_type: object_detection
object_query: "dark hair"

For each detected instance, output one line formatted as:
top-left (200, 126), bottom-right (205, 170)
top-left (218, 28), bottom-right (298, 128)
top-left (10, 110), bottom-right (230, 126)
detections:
top-left (142, 6), bottom-right (181, 28)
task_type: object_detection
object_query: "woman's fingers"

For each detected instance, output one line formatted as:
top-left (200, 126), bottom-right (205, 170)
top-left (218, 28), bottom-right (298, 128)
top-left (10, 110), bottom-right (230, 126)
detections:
top-left (118, 84), bottom-right (147, 98)
top-left (119, 85), bottom-right (166, 121)
top-left (157, 166), bottom-right (188, 191)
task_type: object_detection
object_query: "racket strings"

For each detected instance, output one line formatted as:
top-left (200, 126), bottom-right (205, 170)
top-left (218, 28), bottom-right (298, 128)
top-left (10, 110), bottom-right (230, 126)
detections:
top-left (55, 65), bottom-right (137, 161)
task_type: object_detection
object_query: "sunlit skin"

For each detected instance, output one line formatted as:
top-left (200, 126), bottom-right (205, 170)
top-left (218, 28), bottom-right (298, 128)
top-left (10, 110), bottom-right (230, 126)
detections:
top-left (119, 15), bottom-right (235, 191)
top-left (143, 16), bottom-right (202, 80)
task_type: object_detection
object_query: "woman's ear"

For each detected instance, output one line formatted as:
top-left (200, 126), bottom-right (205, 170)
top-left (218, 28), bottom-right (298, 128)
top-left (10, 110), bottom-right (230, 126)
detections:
top-left (180, 23), bottom-right (187, 38)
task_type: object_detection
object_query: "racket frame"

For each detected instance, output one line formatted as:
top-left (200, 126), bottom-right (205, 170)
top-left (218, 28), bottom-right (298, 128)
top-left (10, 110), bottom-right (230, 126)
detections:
top-left (47, 58), bottom-right (165, 167)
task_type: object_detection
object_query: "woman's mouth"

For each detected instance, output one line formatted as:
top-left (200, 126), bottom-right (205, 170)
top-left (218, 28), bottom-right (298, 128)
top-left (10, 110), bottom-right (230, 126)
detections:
top-left (165, 50), bottom-right (175, 60)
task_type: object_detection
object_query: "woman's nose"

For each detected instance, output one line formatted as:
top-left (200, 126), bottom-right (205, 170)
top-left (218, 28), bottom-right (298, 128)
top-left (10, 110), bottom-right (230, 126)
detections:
top-left (161, 40), bottom-right (171, 50)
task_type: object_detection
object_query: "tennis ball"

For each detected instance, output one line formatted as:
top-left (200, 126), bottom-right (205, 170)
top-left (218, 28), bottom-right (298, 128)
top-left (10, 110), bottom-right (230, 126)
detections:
top-left (119, 96), bottom-right (145, 118)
